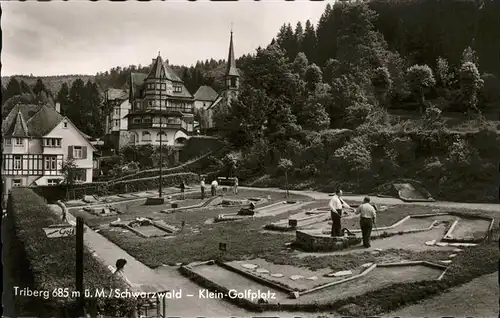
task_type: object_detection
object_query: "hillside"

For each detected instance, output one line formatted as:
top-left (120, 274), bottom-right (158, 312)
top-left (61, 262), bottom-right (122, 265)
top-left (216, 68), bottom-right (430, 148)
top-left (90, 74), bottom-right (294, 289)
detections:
top-left (1, 75), bottom-right (96, 98)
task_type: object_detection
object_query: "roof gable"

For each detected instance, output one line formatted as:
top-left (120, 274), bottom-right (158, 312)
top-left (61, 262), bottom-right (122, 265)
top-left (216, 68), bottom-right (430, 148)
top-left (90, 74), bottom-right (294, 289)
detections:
top-left (45, 117), bottom-right (96, 151)
top-left (164, 63), bottom-right (183, 82)
top-left (194, 86), bottom-right (218, 101)
top-left (147, 55), bottom-right (167, 79)
top-left (4, 110), bottom-right (29, 137)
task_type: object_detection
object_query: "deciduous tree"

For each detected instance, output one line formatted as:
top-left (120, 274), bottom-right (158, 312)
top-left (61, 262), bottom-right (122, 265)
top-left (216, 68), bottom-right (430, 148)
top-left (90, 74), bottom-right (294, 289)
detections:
top-left (406, 64), bottom-right (436, 114)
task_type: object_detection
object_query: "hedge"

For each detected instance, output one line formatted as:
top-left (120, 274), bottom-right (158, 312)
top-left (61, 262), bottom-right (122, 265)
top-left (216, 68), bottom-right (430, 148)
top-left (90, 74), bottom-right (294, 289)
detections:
top-left (112, 146), bottom-right (228, 183)
top-left (32, 172), bottom-right (200, 202)
top-left (3, 188), bottom-right (137, 317)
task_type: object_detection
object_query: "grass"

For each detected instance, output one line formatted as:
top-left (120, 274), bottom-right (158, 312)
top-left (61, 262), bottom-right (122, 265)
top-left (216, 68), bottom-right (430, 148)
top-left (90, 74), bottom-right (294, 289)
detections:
top-left (335, 231), bottom-right (499, 317)
top-left (97, 191), bottom-right (498, 316)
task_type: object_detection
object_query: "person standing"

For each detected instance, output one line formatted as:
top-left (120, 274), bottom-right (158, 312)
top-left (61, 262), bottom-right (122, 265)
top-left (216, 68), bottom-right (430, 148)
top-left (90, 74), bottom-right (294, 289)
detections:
top-left (329, 189), bottom-right (351, 237)
top-left (211, 179), bottom-right (218, 196)
top-left (200, 177), bottom-right (206, 199)
top-left (180, 180), bottom-right (186, 200)
top-left (356, 196), bottom-right (377, 248)
top-left (233, 177), bottom-right (239, 194)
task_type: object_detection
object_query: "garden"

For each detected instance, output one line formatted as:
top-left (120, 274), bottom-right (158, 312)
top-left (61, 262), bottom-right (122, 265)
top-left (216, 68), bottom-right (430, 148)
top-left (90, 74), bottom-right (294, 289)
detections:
top-left (85, 185), bottom-right (499, 316)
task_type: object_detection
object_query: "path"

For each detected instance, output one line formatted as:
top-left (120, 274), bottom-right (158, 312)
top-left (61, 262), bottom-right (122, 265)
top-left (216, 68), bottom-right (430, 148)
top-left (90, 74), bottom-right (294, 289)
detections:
top-left (385, 272), bottom-right (499, 318)
top-left (240, 187), bottom-right (500, 212)
top-left (49, 204), bottom-right (320, 318)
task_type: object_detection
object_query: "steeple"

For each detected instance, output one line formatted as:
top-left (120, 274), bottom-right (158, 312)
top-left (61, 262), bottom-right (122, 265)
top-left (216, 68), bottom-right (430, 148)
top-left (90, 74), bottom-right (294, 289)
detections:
top-left (226, 30), bottom-right (239, 77)
top-left (146, 53), bottom-right (166, 79)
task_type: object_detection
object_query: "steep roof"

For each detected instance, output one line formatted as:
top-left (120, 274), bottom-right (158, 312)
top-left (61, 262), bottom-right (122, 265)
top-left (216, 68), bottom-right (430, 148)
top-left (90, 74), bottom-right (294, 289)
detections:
top-left (147, 55), bottom-right (167, 79)
top-left (4, 110), bottom-right (29, 137)
top-left (226, 31), bottom-right (239, 77)
top-left (194, 85), bottom-right (218, 102)
top-left (2, 104), bottom-right (40, 133)
top-left (164, 63), bottom-right (183, 82)
top-left (26, 104), bottom-right (65, 137)
top-left (130, 72), bottom-right (148, 98)
top-left (107, 88), bottom-right (129, 100)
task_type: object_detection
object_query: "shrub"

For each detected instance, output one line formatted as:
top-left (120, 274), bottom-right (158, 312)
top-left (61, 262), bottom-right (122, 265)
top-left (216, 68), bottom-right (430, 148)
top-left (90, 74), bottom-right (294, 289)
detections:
top-left (4, 188), bottom-right (137, 316)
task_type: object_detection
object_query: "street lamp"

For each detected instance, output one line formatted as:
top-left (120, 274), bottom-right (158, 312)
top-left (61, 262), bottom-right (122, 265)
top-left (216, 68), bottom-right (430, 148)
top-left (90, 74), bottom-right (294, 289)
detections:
top-left (158, 59), bottom-right (163, 198)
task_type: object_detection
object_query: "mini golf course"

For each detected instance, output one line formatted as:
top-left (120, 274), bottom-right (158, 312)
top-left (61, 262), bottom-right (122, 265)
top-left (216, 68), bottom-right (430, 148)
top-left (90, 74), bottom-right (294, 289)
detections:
top-left (180, 259), bottom-right (447, 310)
top-left (213, 201), bottom-right (311, 223)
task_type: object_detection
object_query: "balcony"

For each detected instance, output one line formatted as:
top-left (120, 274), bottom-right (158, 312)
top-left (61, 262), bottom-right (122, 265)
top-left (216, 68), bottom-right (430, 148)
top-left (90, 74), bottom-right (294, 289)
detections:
top-left (128, 122), bottom-right (182, 130)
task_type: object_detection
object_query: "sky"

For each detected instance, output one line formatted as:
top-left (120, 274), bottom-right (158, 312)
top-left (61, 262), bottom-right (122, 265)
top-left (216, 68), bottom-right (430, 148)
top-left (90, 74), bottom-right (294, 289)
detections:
top-left (1, 0), bottom-right (330, 76)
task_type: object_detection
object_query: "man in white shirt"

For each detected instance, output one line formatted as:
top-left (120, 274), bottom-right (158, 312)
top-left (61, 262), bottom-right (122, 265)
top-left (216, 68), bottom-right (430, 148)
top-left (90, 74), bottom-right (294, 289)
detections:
top-left (356, 196), bottom-right (377, 248)
top-left (329, 189), bottom-right (351, 237)
top-left (200, 177), bottom-right (206, 199)
top-left (211, 179), bottom-right (219, 196)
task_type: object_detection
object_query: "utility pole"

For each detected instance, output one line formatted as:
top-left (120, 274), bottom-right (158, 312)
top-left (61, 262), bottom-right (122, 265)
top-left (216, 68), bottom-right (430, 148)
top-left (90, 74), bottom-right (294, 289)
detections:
top-left (76, 217), bottom-right (84, 315)
top-left (158, 53), bottom-right (163, 198)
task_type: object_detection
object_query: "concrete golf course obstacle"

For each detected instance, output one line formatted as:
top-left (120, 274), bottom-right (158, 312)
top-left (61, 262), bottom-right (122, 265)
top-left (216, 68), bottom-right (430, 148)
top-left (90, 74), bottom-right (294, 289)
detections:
top-left (213, 201), bottom-right (311, 223)
top-left (110, 217), bottom-right (179, 238)
top-left (294, 212), bottom-right (494, 252)
top-left (160, 195), bottom-right (223, 214)
top-left (179, 259), bottom-right (447, 311)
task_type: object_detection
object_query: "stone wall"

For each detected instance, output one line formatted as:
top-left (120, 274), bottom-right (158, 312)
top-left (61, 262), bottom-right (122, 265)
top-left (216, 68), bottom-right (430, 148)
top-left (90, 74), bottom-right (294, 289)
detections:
top-left (296, 230), bottom-right (361, 252)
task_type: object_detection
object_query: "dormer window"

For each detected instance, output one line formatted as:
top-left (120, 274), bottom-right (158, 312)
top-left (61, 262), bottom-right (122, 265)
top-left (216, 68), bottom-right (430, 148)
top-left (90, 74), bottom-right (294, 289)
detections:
top-left (230, 77), bottom-right (237, 88)
top-left (44, 138), bottom-right (61, 148)
top-left (14, 138), bottom-right (23, 146)
top-left (173, 85), bottom-right (182, 93)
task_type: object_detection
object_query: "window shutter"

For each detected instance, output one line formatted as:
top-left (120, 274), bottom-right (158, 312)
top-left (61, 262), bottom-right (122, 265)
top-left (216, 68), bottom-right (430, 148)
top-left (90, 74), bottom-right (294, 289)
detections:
top-left (68, 146), bottom-right (73, 159)
top-left (82, 146), bottom-right (87, 159)
top-left (82, 169), bottom-right (87, 182)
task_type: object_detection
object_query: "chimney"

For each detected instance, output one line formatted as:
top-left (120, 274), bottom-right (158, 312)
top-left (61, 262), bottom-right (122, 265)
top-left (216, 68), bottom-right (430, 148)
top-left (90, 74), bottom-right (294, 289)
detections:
top-left (152, 58), bottom-right (156, 64)
top-left (55, 102), bottom-right (61, 113)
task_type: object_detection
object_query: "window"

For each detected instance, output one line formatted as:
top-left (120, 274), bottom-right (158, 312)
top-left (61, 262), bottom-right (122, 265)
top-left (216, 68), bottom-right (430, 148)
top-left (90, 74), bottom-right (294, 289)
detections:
top-left (73, 146), bottom-right (83, 159)
top-left (44, 156), bottom-right (57, 170)
top-left (14, 156), bottom-right (22, 170)
top-left (157, 132), bottom-right (166, 142)
top-left (74, 169), bottom-right (86, 182)
top-left (44, 138), bottom-right (61, 148)
top-left (230, 77), bottom-right (237, 88)
top-left (14, 138), bottom-right (23, 146)
top-left (156, 83), bottom-right (161, 90)
top-left (133, 118), bottom-right (141, 124)
top-left (114, 120), bottom-right (119, 127)
top-left (173, 85), bottom-right (182, 93)
top-left (47, 179), bottom-right (60, 186)
top-left (63, 122), bottom-right (68, 129)
top-left (142, 117), bottom-right (152, 124)
top-left (142, 132), bottom-right (152, 142)
top-left (12, 179), bottom-right (22, 187)
top-left (114, 108), bottom-right (120, 116)
top-left (5, 138), bottom-right (11, 146)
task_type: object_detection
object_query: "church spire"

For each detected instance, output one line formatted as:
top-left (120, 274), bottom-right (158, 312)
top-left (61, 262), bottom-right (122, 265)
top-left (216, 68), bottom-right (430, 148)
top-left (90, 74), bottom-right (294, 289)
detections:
top-left (226, 30), bottom-right (239, 77)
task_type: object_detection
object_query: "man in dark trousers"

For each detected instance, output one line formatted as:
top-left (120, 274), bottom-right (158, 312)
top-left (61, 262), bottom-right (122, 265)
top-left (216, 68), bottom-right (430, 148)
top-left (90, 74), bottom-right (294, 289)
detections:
top-left (329, 189), bottom-right (351, 237)
top-left (180, 181), bottom-right (186, 200)
top-left (356, 196), bottom-right (377, 248)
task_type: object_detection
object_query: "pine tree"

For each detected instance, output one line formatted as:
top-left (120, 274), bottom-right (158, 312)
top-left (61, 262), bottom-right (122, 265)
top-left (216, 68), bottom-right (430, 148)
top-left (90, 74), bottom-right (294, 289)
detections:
top-left (5, 78), bottom-right (22, 101)
top-left (33, 78), bottom-right (48, 95)
top-left (302, 20), bottom-right (317, 63)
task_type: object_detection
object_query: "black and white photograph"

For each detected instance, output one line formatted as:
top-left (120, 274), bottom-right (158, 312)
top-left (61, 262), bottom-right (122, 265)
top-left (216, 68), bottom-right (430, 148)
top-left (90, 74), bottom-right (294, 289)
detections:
top-left (2, 0), bottom-right (499, 317)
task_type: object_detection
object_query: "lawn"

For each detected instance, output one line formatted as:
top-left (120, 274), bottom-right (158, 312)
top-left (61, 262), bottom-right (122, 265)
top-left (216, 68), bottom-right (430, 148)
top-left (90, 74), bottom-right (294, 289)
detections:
top-left (97, 192), bottom-right (499, 316)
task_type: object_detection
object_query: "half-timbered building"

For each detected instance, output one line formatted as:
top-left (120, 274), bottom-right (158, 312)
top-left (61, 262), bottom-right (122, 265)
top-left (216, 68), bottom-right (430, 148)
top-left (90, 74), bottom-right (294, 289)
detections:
top-left (2, 103), bottom-right (95, 194)
top-left (126, 55), bottom-right (195, 147)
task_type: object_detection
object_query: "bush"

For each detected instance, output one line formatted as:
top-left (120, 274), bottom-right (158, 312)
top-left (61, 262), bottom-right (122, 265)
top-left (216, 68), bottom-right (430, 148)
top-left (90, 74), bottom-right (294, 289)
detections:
top-left (4, 188), bottom-right (137, 317)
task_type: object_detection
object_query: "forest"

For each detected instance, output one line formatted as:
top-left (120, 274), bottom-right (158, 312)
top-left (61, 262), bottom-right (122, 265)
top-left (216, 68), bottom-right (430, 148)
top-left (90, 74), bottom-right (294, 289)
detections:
top-left (2, 0), bottom-right (499, 202)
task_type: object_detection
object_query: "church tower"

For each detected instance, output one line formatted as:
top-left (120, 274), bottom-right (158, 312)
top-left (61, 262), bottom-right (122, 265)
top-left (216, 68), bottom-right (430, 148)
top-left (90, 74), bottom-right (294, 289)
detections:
top-left (225, 31), bottom-right (240, 103)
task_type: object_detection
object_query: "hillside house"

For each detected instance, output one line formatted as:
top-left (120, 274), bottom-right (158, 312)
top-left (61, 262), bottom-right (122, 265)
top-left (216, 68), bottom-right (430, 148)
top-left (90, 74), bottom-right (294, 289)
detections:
top-left (2, 102), bottom-right (96, 195)
top-left (126, 56), bottom-right (195, 148)
top-left (104, 88), bottom-right (131, 150)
